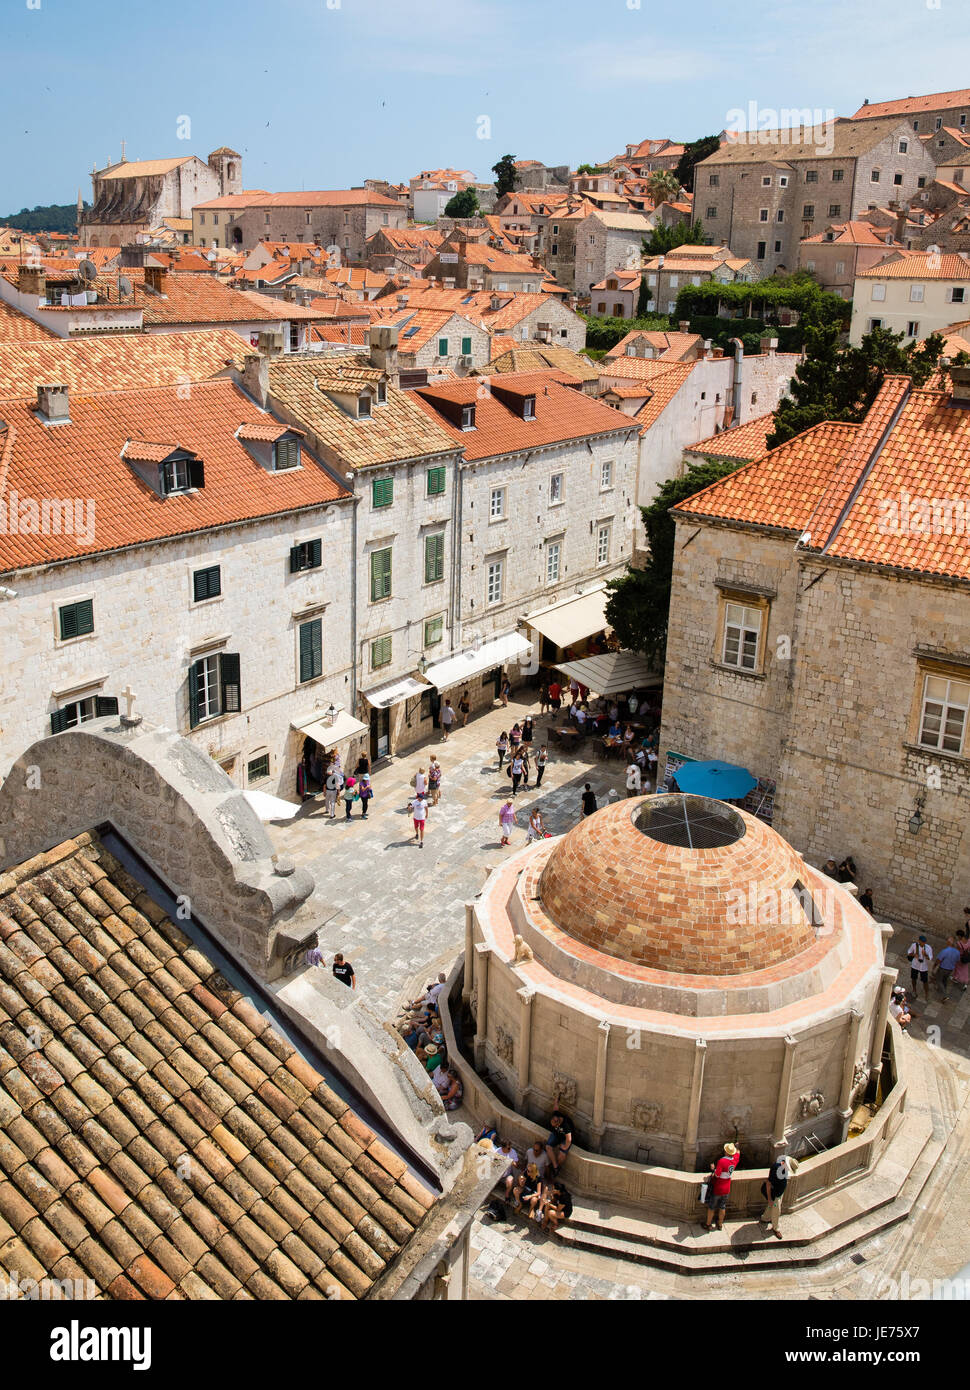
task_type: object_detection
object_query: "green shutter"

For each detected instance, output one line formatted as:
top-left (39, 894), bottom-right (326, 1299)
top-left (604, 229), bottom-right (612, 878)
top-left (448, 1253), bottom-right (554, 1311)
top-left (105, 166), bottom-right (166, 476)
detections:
top-left (220, 652), bottom-right (241, 714)
top-left (308, 538), bottom-right (321, 568)
top-left (372, 477), bottom-right (393, 508)
top-left (370, 548), bottom-right (391, 600)
top-left (425, 533), bottom-right (444, 583)
top-left (438, 338), bottom-right (448, 357)
top-left (59, 600), bottom-right (93, 641)
top-left (461, 336), bottom-right (472, 355)
top-left (299, 619), bottom-right (322, 683)
top-left (424, 615), bottom-right (444, 646)
top-left (95, 696), bottom-right (119, 717)
top-left (193, 566), bottom-right (221, 601)
top-left (371, 635), bottom-right (392, 668)
top-left (50, 708), bottom-right (70, 734)
top-left (188, 662), bottom-right (201, 729)
top-left (427, 467), bottom-right (445, 496)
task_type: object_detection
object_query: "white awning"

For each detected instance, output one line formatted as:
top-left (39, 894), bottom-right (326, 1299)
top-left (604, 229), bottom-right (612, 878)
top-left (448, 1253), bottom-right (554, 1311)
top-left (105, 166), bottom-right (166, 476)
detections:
top-left (424, 631), bottom-right (534, 690)
top-left (244, 789), bottom-right (302, 822)
top-left (557, 650), bottom-right (661, 697)
top-left (525, 583), bottom-right (609, 649)
top-left (362, 675), bottom-right (429, 708)
top-left (291, 709), bottom-right (369, 748)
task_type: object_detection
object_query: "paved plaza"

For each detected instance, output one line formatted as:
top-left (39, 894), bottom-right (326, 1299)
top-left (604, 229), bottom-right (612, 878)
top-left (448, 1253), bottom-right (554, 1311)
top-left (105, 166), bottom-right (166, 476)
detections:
top-left (266, 695), bottom-right (970, 1300)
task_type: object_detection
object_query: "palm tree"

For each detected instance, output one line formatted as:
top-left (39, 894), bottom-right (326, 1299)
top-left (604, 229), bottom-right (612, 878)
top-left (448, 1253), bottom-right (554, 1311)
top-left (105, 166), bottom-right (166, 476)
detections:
top-left (646, 170), bottom-right (681, 207)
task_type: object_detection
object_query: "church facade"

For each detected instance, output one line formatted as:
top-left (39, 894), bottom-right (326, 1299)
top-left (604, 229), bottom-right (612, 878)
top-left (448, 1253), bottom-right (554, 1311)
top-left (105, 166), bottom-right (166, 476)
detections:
top-left (78, 147), bottom-right (242, 246)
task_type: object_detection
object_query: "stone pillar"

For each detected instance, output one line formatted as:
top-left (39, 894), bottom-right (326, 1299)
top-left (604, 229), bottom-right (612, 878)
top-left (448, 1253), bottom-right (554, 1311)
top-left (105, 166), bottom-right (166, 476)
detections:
top-left (771, 1034), bottom-right (798, 1154)
top-left (514, 986), bottom-right (535, 1112)
top-left (877, 921), bottom-right (894, 964)
top-left (681, 1037), bottom-right (707, 1169)
top-left (837, 1008), bottom-right (865, 1142)
top-left (868, 967), bottom-right (897, 1089)
top-left (473, 944), bottom-right (491, 1070)
top-left (590, 1019), bottom-right (611, 1152)
top-left (462, 903), bottom-right (475, 1004)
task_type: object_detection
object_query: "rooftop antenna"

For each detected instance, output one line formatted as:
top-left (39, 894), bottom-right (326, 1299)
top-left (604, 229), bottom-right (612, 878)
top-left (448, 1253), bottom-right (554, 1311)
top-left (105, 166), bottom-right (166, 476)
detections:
top-left (77, 259), bottom-right (97, 282)
top-left (117, 274), bottom-right (133, 300)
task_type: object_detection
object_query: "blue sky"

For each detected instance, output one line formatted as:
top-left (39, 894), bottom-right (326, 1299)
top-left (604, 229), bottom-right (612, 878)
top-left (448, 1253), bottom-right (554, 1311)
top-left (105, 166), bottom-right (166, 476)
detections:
top-left (2, 0), bottom-right (969, 211)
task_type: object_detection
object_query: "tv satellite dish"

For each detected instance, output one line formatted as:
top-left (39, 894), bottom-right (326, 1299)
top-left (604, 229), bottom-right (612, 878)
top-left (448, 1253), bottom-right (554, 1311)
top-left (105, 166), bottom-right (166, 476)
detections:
top-left (77, 258), bottom-right (97, 281)
top-left (118, 275), bottom-right (133, 298)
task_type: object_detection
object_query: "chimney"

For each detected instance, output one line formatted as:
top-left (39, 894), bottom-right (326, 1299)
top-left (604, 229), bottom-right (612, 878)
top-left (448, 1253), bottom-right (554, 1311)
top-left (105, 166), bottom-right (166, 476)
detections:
top-left (893, 204), bottom-right (908, 244)
top-left (18, 264), bottom-right (47, 297)
top-left (36, 383), bottom-right (70, 422)
top-left (369, 324), bottom-right (399, 388)
top-left (143, 264), bottom-right (168, 294)
top-left (396, 293), bottom-right (409, 307)
top-left (241, 353), bottom-right (269, 408)
top-left (678, 320), bottom-right (689, 333)
top-left (949, 363), bottom-right (970, 406)
top-left (443, 276), bottom-right (456, 289)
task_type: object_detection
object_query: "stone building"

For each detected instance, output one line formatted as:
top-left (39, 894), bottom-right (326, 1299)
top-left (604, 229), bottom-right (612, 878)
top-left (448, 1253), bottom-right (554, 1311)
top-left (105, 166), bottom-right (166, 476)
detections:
top-left (0, 720), bottom-right (502, 1298)
top-left (193, 190), bottom-right (407, 260)
top-left (697, 120), bottom-right (937, 277)
top-left (798, 220), bottom-right (901, 299)
top-left (79, 148), bottom-right (241, 247)
top-left (641, 243), bottom-right (758, 317)
top-left (851, 87), bottom-right (970, 137)
top-left (848, 248), bottom-right (970, 343)
top-left (0, 374), bottom-right (360, 798)
top-left (545, 205), bottom-right (653, 297)
top-left (660, 371), bottom-right (970, 935)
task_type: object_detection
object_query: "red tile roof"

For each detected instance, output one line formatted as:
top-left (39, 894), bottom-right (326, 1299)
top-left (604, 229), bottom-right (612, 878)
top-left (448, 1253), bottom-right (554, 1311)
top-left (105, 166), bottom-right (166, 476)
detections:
top-left (0, 379), bottom-right (349, 573)
top-left (857, 250), bottom-right (970, 280)
top-left (413, 371), bottom-right (632, 461)
top-left (0, 329), bottom-right (246, 397)
top-left (196, 189), bottom-right (402, 210)
top-left (685, 412), bottom-right (777, 461)
top-left (0, 297), bottom-right (57, 342)
top-left (851, 88), bottom-right (970, 120)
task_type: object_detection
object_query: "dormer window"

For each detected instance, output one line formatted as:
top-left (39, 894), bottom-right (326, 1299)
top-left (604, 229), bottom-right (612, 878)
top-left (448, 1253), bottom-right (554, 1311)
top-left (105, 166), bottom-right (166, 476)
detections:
top-left (377, 380), bottom-right (387, 405)
top-left (274, 436), bottom-right (301, 470)
top-left (161, 458), bottom-right (192, 495)
top-left (522, 395), bottom-right (536, 420)
top-left (461, 404), bottom-right (476, 429)
top-left (358, 394), bottom-right (373, 419)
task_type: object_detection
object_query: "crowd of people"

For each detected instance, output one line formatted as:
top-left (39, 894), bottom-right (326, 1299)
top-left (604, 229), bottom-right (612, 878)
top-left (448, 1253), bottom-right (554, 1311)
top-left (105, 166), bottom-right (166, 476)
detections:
top-left (396, 975), bottom-right (464, 1108)
top-left (477, 1099), bottom-right (575, 1234)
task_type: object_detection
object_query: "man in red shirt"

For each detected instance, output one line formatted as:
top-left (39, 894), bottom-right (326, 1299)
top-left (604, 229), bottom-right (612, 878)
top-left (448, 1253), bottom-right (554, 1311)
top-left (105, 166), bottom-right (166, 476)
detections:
top-left (703, 1142), bottom-right (740, 1231)
top-left (548, 680), bottom-right (562, 712)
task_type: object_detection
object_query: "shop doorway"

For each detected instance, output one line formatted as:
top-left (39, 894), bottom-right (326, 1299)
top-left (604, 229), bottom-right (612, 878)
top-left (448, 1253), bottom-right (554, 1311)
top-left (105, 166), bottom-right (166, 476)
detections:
top-left (370, 705), bottom-right (390, 760)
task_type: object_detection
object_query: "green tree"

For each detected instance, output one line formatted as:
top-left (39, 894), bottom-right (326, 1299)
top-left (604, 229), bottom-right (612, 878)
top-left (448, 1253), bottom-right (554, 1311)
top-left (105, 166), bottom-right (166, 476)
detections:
top-left (606, 460), bottom-right (743, 663)
top-left (646, 219), bottom-right (706, 256)
top-left (635, 276), bottom-right (653, 317)
top-left (492, 154), bottom-right (518, 198)
top-left (443, 187), bottom-right (480, 218)
top-left (673, 135), bottom-right (722, 193)
top-left (0, 202), bottom-right (87, 235)
top-left (575, 163), bottom-right (601, 175)
top-left (646, 170), bottom-right (680, 207)
top-left (767, 325), bottom-right (948, 448)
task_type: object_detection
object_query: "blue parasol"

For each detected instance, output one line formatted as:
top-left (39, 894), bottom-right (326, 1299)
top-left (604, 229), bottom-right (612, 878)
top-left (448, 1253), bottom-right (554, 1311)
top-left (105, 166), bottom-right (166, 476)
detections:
top-left (672, 759), bottom-right (757, 801)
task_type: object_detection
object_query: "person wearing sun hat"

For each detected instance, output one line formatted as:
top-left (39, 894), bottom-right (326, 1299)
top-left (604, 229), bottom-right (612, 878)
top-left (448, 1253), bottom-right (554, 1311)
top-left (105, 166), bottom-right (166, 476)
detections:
top-left (703, 1140), bottom-right (741, 1231)
top-left (759, 1153), bottom-right (799, 1237)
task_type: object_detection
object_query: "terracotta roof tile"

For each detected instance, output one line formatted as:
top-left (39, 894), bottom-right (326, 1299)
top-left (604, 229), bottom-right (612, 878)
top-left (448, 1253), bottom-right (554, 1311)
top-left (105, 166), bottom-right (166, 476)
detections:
top-left (685, 412), bottom-right (777, 461)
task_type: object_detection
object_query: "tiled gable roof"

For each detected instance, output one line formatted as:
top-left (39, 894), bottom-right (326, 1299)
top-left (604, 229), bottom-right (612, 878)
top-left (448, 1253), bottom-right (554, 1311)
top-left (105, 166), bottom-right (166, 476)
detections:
top-left (685, 412), bottom-right (777, 461)
top-left (857, 250), bottom-right (970, 280)
top-left (133, 273), bottom-right (325, 326)
top-left (851, 88), bottom-right (970, 120)
top-left (0, 298), bottom-right (57, 342)
top-left (0, 832), bottom-right (433, 1300)
top-left (0, 378), bottom-right (349, 572)
top-left (705, 118), bottom-right (913, 164)
top-left (628, 362), bottom-right (696, 430)
top-left (412, 371), bottom-right (631, 461)
top-left (0, 329), bottom-right (245, 397)
top-left (604, 329), bottom-right (701, 361)
top-left (488, 345), bottom-right (599, 380)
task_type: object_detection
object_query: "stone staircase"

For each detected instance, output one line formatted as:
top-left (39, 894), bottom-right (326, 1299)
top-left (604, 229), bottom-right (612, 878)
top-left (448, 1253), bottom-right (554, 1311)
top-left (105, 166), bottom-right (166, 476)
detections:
top-left (554, 1042), bottom-right (959, 1274)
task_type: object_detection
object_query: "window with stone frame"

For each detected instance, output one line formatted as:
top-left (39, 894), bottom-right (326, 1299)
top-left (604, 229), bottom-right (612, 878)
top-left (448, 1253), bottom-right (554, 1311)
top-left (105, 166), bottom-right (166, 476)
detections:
top-left (917, 670), bottom-right (970, 756)
top-left (715, 590), bottom-right (769, 674)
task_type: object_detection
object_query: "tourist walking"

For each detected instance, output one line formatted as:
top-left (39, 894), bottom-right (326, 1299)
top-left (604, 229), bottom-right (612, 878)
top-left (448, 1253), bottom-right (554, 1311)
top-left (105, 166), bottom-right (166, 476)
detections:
top-left (521, 716), bottom-right (534, 747)
top-left (759, 1154), bottom-right (797, 1238)
top-left (625, 760), bottom-right (642, 797)
top-left (936, 935), bottom-right (961, 1000)
top-left (412, 794), bottom-right (428, 847)
top-left (520, 744), bottom-right (531, 787)
top-left (440, 700), bottom-right (455, 741)
top-left (580, 783), bottom-right (597, 819)
top-left (510, 722), bottom-right (522, 750)
top-left (548, 679), bottom-right (561, 713)
top-left (496, 731), bottom-right (509, 769)
top-left (703, 1142), bottom-right (740, 1231)
top-left (953, 930), bottom-right (970, 994)
top-left (357, 774), bottom-right (373, 818)
top-left (324, 766), bottom-right (343, 818)
top-left (509, 750), bottom-right (525, 796)
top-left (458, 688), bottom-right (471, 727)
top-left (428, 755), bottom-right (442, 806)
top-left (538, 682), bottom-right (550, 715)
top-left (342, 776), bottom-right (358, 819)
top-left (354, 751), bottom-right (370, 780)
top-left (500, 674), bottom-right (511, 707)
top-left (534, 744), bottom-right (549, 788)
top-left (332, 953), bottom-right (356, 989)
top-left (907, 934), bottom-right (933, 1000)
top-left (499, 799), bottom-right (516, 846)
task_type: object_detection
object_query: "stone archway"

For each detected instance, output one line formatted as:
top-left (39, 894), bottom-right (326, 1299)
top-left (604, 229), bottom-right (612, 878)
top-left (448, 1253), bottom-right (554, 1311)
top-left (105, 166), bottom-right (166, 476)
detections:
top-left (89, 235), bottom-right (100, 247)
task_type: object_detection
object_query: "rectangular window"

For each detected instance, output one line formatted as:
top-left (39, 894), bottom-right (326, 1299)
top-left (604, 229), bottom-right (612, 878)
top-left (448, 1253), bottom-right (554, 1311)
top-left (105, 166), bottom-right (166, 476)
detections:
top-left (832, 169), bottom-right (844, 182)
top-left (370, 547), bottom-right (392, 600)
top-left (461, 405), bottom-right (475, 429)
top-left (437, 338), bottom-right (448, 357)
top-left (950, 287), bottom-right (966, 304)
top-left (828, 203), bottom-right (841, 217)
top-left (299, 618), bottom-right (323, 683)
top-left (835, 260), bottom-right (845, 276)
top-left (774, 240), bottom-right (783, 254)
top-left (870, 169), bottom-right (880, 183)
top-left (907, 321), bottom-right (920, 337)
top-left (358, 395), bottom-right (371, 418)
top-left (549, 473), bottom-right (564, 504)
top-left (486, 558), bottom-right (503, 605)
top-left (50, 694), bottom-right (118, 733)
top-left (371, 635), bottom-right (392, 669)
top-left (917, 176), bottom-right (927, 189)
top-left (757, 242), bottom-right (766, 260)
top-left (759, 208), bottom-right (769, 222)
top-left (601, 460), bottom-right (614, 489)
top-left (248, 754), bottom-right (270, 782)
top-left (546, 541), bottom-right (561, 584)
top-left (868, 318), bottom-right (883, 330)
top-left (776, 209), bottom-right (784, 223)
top-left (427, 466), bottom-right (446, 496)
top-left (460, 336), bottom-right (472, 355)
top-left (596, 522), bottom-right (611, 565)
top-left (708, 174), bottom-right (719, 186)
top-left (706, 205), bottom-right (718, 219)
top-left (193, 565), bottom-right (221, 602)
top-left (490, 486), bottom-right (506, 519)
top-left (58, 599), bottom-right (94, 641)
top-left (802, 204), bottom-right (815, 219)
top-left (372, 476), bottom-right (394, 508)
top-left (778, 176), bottom-right (788, 188)
top-left (893, 173), bottom-right (903, 186)
top-left (424, 614), bottom-right (444, 647)
top-left (189, 652), bottom-right (240, 727)
top-left (424, 532), bottom-right (445, 583)
top-left (290, 538), bottom-right (322, 572)
top-left (160, 457), bottom-right (193, 495)
top-left (274, 437), bottom-right (300, 470)
top-left (805, 170), bottom-right (818, 184)
top-left (919, 675), bottom-right (969, 754)
top-left (762, 176), bottom-right (772, 187)
top-left (722, 603), bottom-right (762, 671)
top-left (910, 284), bottom-right (924, 302)
top-left (871, 284), bottom-right (886, 301)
